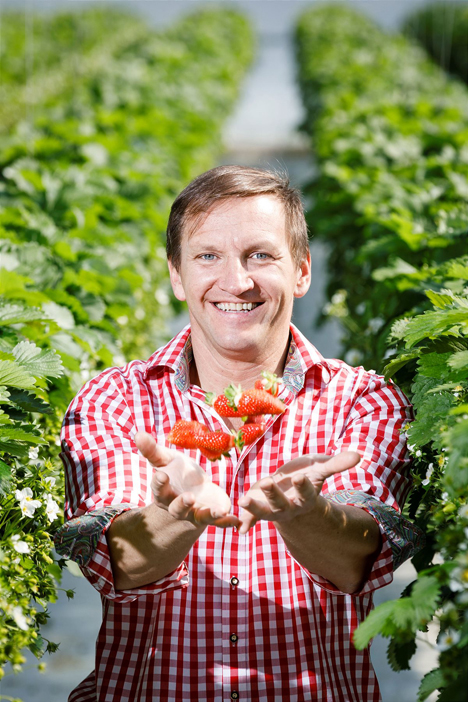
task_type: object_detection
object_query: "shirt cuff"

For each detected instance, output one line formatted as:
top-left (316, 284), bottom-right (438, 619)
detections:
top-left (54, 505), bottom-right (189, 603)
top-left (305, 489), bottom-right (425, 596)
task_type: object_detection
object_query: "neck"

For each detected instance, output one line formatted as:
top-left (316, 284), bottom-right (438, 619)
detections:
top-left (189, 333), bottom-right (292, 395)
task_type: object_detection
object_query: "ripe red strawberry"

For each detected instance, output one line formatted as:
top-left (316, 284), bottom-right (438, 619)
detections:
top-left (235, 420), bottom-right (266, 450)
top-left (226, 385), bottom-right (285, 417)
top-left (167, 420), bottom-right (208, 449)
top-left (254, 370), bottom-right (281, 397)
top-left (168, 420), bottom-right (235, 460)
top-left (205, 389), bottom-right (243, 417)
top-left (196, 429), bottom-right (235, 460)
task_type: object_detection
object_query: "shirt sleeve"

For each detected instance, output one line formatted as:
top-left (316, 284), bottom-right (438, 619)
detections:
top-left (57, 369), bottom-right (189, 603)
top-left (309, 372), bottom-right (424, 596)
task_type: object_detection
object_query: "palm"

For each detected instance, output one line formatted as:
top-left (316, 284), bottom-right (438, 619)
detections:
top-left (135, 431), bottom-right (235, 527)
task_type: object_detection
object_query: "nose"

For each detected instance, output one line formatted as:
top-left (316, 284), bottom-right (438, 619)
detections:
top-left (217, 257), bottom-right (255, 296)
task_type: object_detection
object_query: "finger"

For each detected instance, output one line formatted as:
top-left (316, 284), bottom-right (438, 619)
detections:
top-left (238, 510), bottom-right (258, 535)
top-left (134, 431), bottom-right (176, 466)
top-left (258, 478), bottom-right (291, 511)
top-left (313, 451), bottom-right (361, 479)
top-left (291, 474), bottom-right (317, 506)
top-left (167, 493), bottom-right (197, 521)
top-left (151, 470), bottom-right (177, 506)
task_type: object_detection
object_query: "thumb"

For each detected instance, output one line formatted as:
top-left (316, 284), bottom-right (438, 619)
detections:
top-left (134, 431), bottom-right (175, 467)
top-left (313, 451), bottom-right (361, 479)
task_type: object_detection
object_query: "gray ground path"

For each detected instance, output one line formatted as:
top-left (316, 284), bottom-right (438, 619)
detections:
top-left (2, 1), bottom-right (439, 700)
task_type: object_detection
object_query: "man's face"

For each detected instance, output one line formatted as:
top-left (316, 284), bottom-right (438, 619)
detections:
top-left (168, 195), bottom-right (311, 362)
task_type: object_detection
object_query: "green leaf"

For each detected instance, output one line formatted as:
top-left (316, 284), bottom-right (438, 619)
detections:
top-left (0, 360), bottom-right (36, 389)
top-left (0, 457), bottom-right (13, 496)
top-left (0, 426), bottom-right (46, 444)
top-left (12, 341), bottom-right (64, 380)
top-left (383, 349), bottom-right (421, 380)
top-left (386, 636), bottom-right (416, 671)
top-left (404, 310), bottom-right (468, 348)
top-left (7, 389), bottom-right (52, 414)
top-left (417, 668), bottom-right (446, 701)
top-left (353, 601), bottom-right (397, 649)
top-left (448, 350), bottom-right (468, 371)
top-left (407, 393), bottom-right (453, 446)
top-left (411, 576), bottom-right (440, 625)
top-left (437, 669), bottom-right (468, 702)
top-left (0, 302), bottom-right (47, 326)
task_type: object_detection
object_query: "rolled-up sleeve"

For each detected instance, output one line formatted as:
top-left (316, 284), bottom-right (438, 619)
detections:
top-left (57, 369), bottom-right (189, 603)
top-left (54, 505), bottom-right (189, 603)
top-left (307, 373), bottom-right (424, 595)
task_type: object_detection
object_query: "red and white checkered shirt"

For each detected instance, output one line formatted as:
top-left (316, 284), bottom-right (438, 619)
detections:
top-left (57, 325), bottom-right (422, 702)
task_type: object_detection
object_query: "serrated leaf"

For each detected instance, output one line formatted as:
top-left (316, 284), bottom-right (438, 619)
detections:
top-left (437, 669), bottom-right (468, 702)
top-left (448, 350), bottom-right (468, 371)
top-left (411, 576), bottom-right (440, 625)
top-left (404, 310), bottom-right (468, 348)
top-left (0, 302), bottom-right (47, 326)
top-left (417, 352), bottom-right (451, 379)
top-left (407, 393), bottom-right (453, 446)
top-left (0, 360), bottom-right (36, 389)
top-left (417, 668), bottom-right (446, 701)
top-left (425, 289), bottom-right (456, 309)
top-left (353, 601), bottom-right (397, 649)
top-left (12, 340), bottom-right (63, 379)
top-left (386, 636), bottom-right (416, 671)
top-left (383, 349), bottom-right (421, 380)
top-left (390, 598), bottom-right (417, 630)
top-left (0, 426), bottom-right (46, 444)
top-left (7, 389), bottom-right (52, 414)
top-left (0, 457), bottom-right (13, 496)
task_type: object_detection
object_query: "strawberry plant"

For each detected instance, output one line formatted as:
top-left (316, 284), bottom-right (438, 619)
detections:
top-left (0, 6), bottom-right (253, 687)
top-left (295, 5), bottom-right (468, 699)
top-left (403, 2), bottom-right (468, 86)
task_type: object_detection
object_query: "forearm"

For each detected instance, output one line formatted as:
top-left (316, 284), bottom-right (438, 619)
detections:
top-left (107, 502), bottom-right (205, 590)
top-left (276, 496), bottom-right (381, 594)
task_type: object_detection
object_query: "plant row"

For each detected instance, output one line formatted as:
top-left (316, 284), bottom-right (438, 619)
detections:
top-left (0, 7), bottom-right (253, 680)
top-left (296, 5), bottom-right (468, 700)
top-left (403, 2), bottom-right (468, 86)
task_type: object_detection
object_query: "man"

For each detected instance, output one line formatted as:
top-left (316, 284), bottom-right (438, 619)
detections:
top-left (56, 166), bottom-right (423, 702)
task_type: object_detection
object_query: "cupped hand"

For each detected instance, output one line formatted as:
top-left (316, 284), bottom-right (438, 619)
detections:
top-left (238, 451), bottom-right (361, 534)
top-left (134, 431), bottom-right (240, 529)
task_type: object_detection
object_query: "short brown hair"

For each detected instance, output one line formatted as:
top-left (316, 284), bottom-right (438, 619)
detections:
top-left (166, 165), bottom-right (309, 270)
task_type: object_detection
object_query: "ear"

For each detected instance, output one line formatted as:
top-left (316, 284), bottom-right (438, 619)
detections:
top-left (293, 250), bottom-right (311, 299)
top-left (167, 260), bottom-right (187, 302)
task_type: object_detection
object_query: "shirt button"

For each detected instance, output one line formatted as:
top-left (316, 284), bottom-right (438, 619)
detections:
top-left (230, 633), bottom-right (238, 643)
top-left (231, 692), bottom-right (239, 700)
top-left (230, 576), bottom-right (239, 587)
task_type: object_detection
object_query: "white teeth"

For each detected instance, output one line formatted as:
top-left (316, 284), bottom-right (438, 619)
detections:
top-left (215, 302), bottom-right (259, 312)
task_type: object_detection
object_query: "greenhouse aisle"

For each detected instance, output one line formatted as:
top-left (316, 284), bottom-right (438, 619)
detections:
top-left (1, 2), bottom-right (438, 701)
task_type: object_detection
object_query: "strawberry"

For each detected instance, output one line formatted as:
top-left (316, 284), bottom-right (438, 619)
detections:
top-left (254, 370), bottom-right (281, 397)
top-left (167, 420), bottom-right (208, 449)
top-left (235, 420), bottom-right (266, 450)
top-left (225, 384), bottom-right (285, 417)
top-left (205, 389), bottom-right (243, 417)
top-left (196, 429), bottom-right (235, 460)
top-left (168, 420), bottom-right (235, 461)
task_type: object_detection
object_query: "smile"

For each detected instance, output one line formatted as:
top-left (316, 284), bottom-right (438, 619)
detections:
top-left (213, 302), bottom-right (263, 312)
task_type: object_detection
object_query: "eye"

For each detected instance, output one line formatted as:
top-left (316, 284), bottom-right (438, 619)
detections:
top-left (251, 252), bottom-right (271, 260)
top-left (200, 253), bottom-right (216, 261)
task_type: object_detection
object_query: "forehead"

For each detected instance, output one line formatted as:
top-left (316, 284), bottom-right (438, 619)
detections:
top-left (184, 195), bottom-right (287, 244)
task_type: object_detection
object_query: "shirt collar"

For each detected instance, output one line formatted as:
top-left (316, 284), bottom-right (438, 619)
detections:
top-left (143, 323), bottom-right (333, 392)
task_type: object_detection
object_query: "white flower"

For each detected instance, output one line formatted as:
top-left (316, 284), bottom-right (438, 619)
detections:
top-left (15, 488), bottom-right (42, 518)
top-left (415, 449), bottom-right (422, 458)
top-left (422, 463), bottom-right (434, 486)
top-left (28, 446), bottom-right (39, 461)
top-left (459, 504), bottom-right (468, 520)
top-left (11, 605), bottom-right (29, 631)
top-left (45, 494), bottom-right (60, 523)
top-left (44, 477), bottom-right (56, 489)
top-left (368, 317), bottom-right (385, 333)
top-left (11, 535), bottom-right (30, 554)
top-left (441, 491), bottom-right (450, 503)
top-left (449, 567), bottom-right (468, 592)
top-left (437, 629), bottom-right (460, 651)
